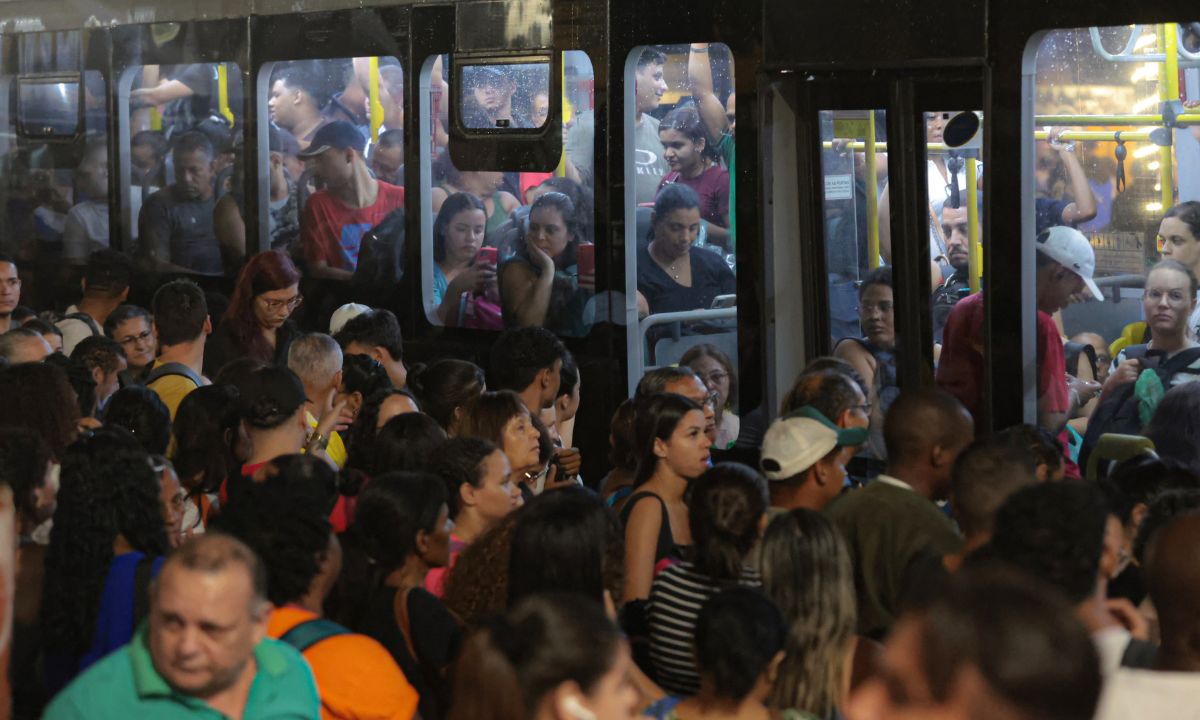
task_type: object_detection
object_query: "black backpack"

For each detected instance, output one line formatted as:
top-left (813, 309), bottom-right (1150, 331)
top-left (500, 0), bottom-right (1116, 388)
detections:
top-left (1080, 344), bottom-right (1200, 468)
top-left (144, 361), bottom-right (204, 388)
top-left (353, 207), bottom-right (405, 308)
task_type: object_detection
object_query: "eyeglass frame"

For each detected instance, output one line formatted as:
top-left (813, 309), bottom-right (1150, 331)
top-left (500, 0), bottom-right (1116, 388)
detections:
top-left (258, 292), bottom-right (304, 313)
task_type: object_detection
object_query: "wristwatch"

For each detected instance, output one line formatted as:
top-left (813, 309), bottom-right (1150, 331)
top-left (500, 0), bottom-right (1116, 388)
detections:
top-left (306, 431), bottom-right (330, 453)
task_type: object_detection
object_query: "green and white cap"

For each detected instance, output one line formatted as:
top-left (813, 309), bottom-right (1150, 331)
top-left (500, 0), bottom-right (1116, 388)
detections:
top-left (759, 406), bottom-right (869, 481)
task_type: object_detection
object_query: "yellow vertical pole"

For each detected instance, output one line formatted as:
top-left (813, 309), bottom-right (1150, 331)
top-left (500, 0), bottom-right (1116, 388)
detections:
top-left (557, 53), bottom-right (568, 176)
top-left (216, 63), bottom-right (234, 128)
top-left (368, 56), bottom-right (383, 143)
top-left (1160, 23), bottom-right (1179, 211)
top-left (967, 157), bottom-right (981, 292)
top-left (149, 107), bottom-right (162, 131)
top-left (866, 111), bottom-right (879, 269)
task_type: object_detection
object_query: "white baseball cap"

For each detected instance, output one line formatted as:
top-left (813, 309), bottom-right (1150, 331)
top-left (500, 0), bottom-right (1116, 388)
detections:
top-left (1036, 226), bottom-right (1101, 301)
top-left (329, 303), bottom-right (372, 335)
top-left (760, 406), bottom-right (869, 481)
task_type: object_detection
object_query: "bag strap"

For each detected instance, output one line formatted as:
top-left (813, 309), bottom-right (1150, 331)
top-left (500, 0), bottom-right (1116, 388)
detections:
top-left (278, 617), bottom-right (351, 653)
top-left (132, 555), bottom-right (156, 625)
top-left (392, 586), bottom-right (420, 665)
top-left (62, 312), bottom-right (101, 337)
top-left (145, 361), bottom-right (203, 388)
top-left (1161, 346), bottom-right (1200, 375)
top-left (1119, 637), bottom-right (1158, 669)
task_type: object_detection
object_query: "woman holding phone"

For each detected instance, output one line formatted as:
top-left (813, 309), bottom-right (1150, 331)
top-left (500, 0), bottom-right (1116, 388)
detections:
top-left (432, 192), bottom-right (503, 329)
top-left (500, 191), bottom-right (594, 336)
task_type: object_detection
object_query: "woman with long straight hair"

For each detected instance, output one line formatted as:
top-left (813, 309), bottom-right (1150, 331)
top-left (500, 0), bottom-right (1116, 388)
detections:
top-left (759, 509), bottom-right (857, 719)
top-left (204, 249), bottom-right (303, 376)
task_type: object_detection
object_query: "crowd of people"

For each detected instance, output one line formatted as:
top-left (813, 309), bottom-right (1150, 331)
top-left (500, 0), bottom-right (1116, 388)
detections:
top-left (4, 216), bottom-right (1200, 720)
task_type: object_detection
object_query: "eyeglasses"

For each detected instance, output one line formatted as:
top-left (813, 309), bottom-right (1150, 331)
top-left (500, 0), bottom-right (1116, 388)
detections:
top-left (259, 293), bottom-right (303, 312)
top-left (118, 329), bottom-right (154, 347)
top-left (705, 391), bottom-right (721, 410)
top-left (697, 371), bottom-right (729, 385)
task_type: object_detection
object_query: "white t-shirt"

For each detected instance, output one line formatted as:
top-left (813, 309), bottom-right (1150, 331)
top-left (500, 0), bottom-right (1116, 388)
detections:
top-left (1094, 668), bottom-right (1200, 720)
top-left (55, 304), bottom-right (100, 357)
top-left (1093, 626), bottom-right (1132, 677)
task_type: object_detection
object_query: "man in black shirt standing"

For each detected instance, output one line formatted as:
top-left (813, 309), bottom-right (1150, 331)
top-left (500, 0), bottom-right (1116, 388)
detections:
top-left (138, 131), bottom-right (222, 276)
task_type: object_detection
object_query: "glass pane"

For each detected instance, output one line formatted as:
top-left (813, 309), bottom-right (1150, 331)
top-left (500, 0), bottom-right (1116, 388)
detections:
top-left (126, 62), bottom-right (244, 278)
top-left (460, 61), bottom-right (550, 129)
top-left (1029, 23), bottom-right (1200, 465)
top-left (421, 51), bottom-right (595, 337)
top-left (18, 79), bottom-right (80, 137)
top-left (820, 109), bottom-right (893, 461)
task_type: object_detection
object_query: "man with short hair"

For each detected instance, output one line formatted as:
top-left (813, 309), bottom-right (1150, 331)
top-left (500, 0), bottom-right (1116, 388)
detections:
top-left (938, 225), bottom-right (1102, 432)
top-left (370, 129), bottom-right (405, 186)
top-left (138, 132), bottom-right (223, 275)
top-left (948, 435), bottom-right (1038, 562)
top-left (931, 200), bottom-right (977, 344)
top-left (287, 333), bottom-right (349, 468)
top-left (268, 63), bottom-right (329, 150)
top-left (990, 481), bottom-right (1148, 676)
top-left (760, 406), bottom-right (868, 512)
top-left (635, 366), bottom-right (719, 445)
top-left (299, 121), bottom-right (405, 281)
top-left (0, 328), bottom-right (53, 364)
top-left (826, 388), bottom-right (974, 638)
top-left (71, 336), bottom-right (128, 414)
top-left (44, 534), bottom-right (320, 719)
top-left (0, 254), bottom-right (20, 334)
top-left (212, 461), bottom-right (419, 719)
top-left (633, 47), bottom-right (670, 205)
top-left (847, 568), bottom-right (1103, 720)
top-left (147, 280), bottom-right (211, 419)
top-left (1095, 514), bottom-right (1200, 719)
top-left (56, 250), bottom-right (134, 355)
top-left (779, 368), bottom-right (871, 435)
top-left (333, 309), bottom-right (407, 388)
top-left (489, 326), bottom-right (567, 413)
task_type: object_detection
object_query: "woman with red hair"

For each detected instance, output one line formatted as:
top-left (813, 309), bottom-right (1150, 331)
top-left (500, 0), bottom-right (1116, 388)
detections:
top-left (203, 250), bottom-right (303, 376)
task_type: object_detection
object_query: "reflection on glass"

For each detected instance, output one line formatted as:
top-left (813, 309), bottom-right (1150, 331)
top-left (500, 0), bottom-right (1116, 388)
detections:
top-left (19, 80), bottom-right (80, 137)
top-left (460, 62), bottom-right (550, 129)
top-left (424, 52), bottom-right (595, 336)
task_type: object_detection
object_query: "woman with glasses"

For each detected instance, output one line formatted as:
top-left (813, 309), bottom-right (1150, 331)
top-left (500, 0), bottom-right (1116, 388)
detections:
top-left (682, 343), bottom-right (739, 449)
top-left (203, 249), bottom-right (302, 377)
top-left (104, 304), bottom-right (157, 384)
top-left (834, 266), bottom-right (897, 460)
top-left (1157, 201), bottom-right (1200, 338)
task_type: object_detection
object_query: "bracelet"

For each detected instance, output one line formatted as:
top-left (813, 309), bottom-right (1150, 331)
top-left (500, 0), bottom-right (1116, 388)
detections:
top-left (306, 431), bottom-right (329, 452)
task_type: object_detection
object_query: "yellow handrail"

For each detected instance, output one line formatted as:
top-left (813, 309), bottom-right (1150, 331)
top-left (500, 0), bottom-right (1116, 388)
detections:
top-left (967, 157), bottom-right (981, 293)
top-left (368, 56), bottom-right (384, 143)
top-left (1160, 23), bottom-right (1179, 212)
top-left (1035, 114), bottom-right (1200, 126)
top-left (216, 63), bottom-right (234, 129)
top-left (866, 111), bottom-right (879, 269)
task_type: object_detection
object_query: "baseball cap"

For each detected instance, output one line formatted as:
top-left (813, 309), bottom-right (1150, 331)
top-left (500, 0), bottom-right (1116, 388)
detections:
top-left (269, 124), bottom-right (301, 156)
top-left (237, 366), bottom-right (309, 429)
top-left (329, 302), bottom-right (372, 335)
top-left (1036, 226), bottom-right (1101, 301)
top-left (760, 406), bottom-right (869, 481)
top-left (298, 121), bottom-right (366, 158)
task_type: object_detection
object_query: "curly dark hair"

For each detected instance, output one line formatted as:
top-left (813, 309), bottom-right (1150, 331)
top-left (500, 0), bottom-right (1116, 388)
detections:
top-left (0, 427), bottom-right (50, 524)
top-left (368, 413), bottom-right (447, 476)
top-left (344, 387), bottom-right (421, 473)
top-left (105, 385), bottom-right (172, 455)
top-left (42, 427), bottom-right (169, 657)
top-left (341, 353), bottom-right (394, 399)
top-left (0, 362), bottom-right (80, 459)
top-left (210, 455), bottom-right (334, 607)
top-left (443, 508), bottom-right (524, 631)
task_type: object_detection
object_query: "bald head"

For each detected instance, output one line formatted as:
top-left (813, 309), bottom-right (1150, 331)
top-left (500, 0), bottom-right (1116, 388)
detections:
top-left (0, 328), bottom-right (53, 364)
top-left (884, 388), bottom-right (974, 466)
top-left (1145, 512), bottom-right (1200, 645)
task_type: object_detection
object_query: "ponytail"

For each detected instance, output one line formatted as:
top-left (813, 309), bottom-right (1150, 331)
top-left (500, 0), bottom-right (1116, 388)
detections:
top-left (689, 463), bottom-right (769, 582)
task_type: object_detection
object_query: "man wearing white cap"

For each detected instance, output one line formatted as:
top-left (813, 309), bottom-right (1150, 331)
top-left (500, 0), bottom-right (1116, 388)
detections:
top-left (937, 225), bottom-right (1101, 432)
top-left (760, 406), bottom-right (869, 513)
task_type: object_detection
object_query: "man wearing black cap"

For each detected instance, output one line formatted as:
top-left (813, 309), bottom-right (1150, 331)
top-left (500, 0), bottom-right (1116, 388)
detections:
top-left (298, 121), bottom-right (405, 281)
top-left (466, 65), bottom-right (530, 129)
top-left (237, 366), bottom-right (339, 477)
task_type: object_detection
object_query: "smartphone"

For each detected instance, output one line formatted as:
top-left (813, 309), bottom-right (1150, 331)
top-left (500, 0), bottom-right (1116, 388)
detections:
top-left (474, 246), bottom-right (498, 267)
top-left (577, 243), bottom-right (595, 277)
top-left (710, 294), bottom-right (737, 309)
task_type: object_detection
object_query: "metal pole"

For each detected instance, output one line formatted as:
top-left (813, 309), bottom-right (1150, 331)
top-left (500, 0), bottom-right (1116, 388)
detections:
top-left (1160, 23), bottom-right (1179, 211)
top-left (1035, 113), bottom-right (1200, 126)
top-left (866, 111), bottom-right (879, 269)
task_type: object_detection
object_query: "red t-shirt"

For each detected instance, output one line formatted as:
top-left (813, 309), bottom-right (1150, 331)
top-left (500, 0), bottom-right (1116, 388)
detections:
top-left (301, 181), bottom-right (405, 271)
top-left (935, 293), bottom-right (1068, 423)
top-left (659, 164), bottom-right (731, 228)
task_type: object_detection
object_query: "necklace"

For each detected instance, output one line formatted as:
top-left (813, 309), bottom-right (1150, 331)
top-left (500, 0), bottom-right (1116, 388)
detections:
top-left (651, 242), bottom-right (687, 280)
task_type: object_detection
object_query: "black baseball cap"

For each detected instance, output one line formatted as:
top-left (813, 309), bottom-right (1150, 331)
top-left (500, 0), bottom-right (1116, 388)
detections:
top-left (269, 124), bottom-right (301, 156)
top-left (237, 366), bottom-right (309, 429)
top-left (298, 121), bottom-right (366, 158)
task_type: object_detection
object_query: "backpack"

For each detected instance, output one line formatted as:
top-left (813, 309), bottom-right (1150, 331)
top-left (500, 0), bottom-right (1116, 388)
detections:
top-left (277, 617), bottom-right (351, 652)
top-left (1080, 344), bottom-right (1200, 468)
top-left (353, 207), bottom-right (405, 307)
top-left (60, 312), bottom-right (102, 338)
top-left (144, 362), bottom-right (204, 388)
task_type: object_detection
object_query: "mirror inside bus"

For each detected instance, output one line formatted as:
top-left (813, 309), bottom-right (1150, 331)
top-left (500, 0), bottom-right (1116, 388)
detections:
top-left (942, 110), bottom-right (982, 149)
top-left (18, 75), bottom-right (82, 139)
top-left (458, 59), bottom-right (551, 130)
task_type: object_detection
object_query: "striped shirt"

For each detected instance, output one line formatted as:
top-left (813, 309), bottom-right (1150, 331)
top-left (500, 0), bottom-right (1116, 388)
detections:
top-left (648, 559), bottom-right (761, 695)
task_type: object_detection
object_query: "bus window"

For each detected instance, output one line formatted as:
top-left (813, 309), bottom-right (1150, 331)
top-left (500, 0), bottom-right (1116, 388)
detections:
top-left (255, 57), bottom-right (404, 316)
top-left (460, 61), bottom-right (550, 129)
top-left (624, 43), bottom-right (738, 417)
top-left (420, 51), bottom-right (596, 337)
top-left (122, 61), bottom-right (243, 279)
top-left (1028, 23), bottom-right (1200, 462)
top-left (820, 109), bottom-right (894, 461)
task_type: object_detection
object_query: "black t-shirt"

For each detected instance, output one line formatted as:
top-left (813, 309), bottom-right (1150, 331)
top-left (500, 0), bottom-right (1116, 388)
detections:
top-left (637, 242), bottom-right (736, 315)
top-left (137, 186), bottom-right (221, 275)
top-left (356, 586), bottom-right (462, 720)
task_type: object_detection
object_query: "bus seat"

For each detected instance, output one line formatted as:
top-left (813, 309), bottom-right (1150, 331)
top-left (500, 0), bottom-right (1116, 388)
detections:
top-left (636, 206), bottom-right (653, 247)
top-left (1084, 433), bottom-right (1156, 482)
top-left (652, 330), bottom-right (738, 371)
top-left (1109, 321), bottom-right (1149, 360)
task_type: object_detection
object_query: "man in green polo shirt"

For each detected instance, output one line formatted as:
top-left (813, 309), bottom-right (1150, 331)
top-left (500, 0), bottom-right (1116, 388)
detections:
top-left (46, 534), bottom-right (320, 719)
